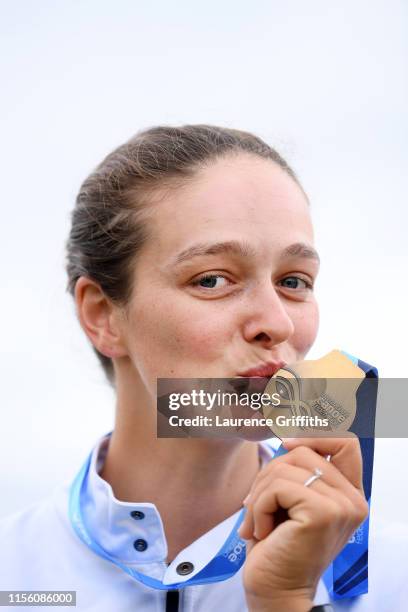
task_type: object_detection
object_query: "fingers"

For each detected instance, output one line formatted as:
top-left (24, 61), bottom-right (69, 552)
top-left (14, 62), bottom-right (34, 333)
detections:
top-left (281, 436), bottom-right (364, 491)
top-left (239, 461), bottom-right (367, 542)
top-left (239, 479), bottom-right (338, 541)
top-left (247, 436), bottom-right (364, 504)
top-left (251, 445), bottom-right (365, 510)
top-left (239, 437), bottom-right (369, 544)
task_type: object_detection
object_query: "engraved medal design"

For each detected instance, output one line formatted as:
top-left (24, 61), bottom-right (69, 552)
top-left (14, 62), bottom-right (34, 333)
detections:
top-left (262, 350), bottom-right (366, 438)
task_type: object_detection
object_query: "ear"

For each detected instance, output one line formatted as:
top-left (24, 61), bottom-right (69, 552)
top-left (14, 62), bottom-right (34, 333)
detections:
top-left (74, 276), bottom-right (128, 359)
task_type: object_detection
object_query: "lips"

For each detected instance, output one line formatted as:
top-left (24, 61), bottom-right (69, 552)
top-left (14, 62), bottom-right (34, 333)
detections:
top-left (237, 361), bottom-right (286, 378)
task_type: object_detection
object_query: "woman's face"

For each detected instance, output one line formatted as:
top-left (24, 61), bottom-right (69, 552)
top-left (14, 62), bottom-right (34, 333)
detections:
top-left (120, 154), bottom-right (320, 395)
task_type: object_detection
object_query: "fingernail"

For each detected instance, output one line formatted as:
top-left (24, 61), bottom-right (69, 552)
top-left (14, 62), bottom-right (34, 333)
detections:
top-left (281, 437), bottom-right (295, 448)
top-left (238, 529), bottom-right (251, 543)
top-left (243, 494), bottom-right (250, 506)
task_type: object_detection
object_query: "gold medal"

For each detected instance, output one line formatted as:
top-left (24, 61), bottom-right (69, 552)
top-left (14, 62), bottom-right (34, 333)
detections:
top-left (262, 350), bottom-right (365, 438)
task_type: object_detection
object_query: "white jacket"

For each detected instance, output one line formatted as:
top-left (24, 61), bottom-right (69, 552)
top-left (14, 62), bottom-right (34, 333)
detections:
top-left (0, 434), bottom-right (407, 611)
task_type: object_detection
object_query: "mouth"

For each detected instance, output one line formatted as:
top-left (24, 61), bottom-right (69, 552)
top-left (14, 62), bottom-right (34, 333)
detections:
top-left (236, 361), bottom-right (287, 378)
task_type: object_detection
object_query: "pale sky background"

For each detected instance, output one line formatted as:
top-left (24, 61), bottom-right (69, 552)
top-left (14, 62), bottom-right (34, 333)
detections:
top-left (0, 0), bottom-right (407, 528)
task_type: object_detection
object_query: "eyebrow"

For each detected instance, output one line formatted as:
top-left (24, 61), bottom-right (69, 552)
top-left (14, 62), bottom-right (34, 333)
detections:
top-left (170, 240), bottom-right (320, 266)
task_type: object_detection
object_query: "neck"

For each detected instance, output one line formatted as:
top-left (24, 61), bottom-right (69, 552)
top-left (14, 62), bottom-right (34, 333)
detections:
top-left (99, 367), bottom-right (261, 562)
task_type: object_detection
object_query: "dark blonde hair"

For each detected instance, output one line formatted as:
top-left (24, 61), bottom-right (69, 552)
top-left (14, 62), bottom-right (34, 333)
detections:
top-left (66, 124), bottom-right (301, 385)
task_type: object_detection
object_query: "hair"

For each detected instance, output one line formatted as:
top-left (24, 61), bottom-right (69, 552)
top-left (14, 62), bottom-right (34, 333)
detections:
top-left (65, 124), bottom-right (302, 386)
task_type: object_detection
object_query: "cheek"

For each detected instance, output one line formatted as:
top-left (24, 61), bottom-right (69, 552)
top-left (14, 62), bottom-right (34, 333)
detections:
top-left (128, 296), bottom-right (230, 365)
top-left (180, 319), bottom-right (229, 360)
top-left (164, 304), bottom-right (231, 363)
top-left (290, 302), bottom-right (319, 356)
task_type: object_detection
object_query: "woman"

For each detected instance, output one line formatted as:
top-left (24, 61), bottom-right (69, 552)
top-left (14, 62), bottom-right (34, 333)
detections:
top-left (1, 125), bottom-right (406, 611)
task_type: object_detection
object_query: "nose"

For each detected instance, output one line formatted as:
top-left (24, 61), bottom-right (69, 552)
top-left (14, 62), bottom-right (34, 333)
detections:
top-left (242, 282), bottom-right (295, 349)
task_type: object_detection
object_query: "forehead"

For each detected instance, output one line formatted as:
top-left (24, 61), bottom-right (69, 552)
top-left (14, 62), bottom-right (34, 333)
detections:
top-left (143, 154), bottom-right (314, 260)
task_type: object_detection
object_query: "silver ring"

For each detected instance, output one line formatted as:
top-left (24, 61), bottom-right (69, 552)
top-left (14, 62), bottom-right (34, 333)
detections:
top-left (304, 467), bottom-right (323, 487)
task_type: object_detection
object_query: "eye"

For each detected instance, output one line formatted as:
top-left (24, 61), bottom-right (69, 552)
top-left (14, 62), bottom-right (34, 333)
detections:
top-left (190, 274), bottom-right (230, 290)
top-left (278, 276), bottom-right (313, 290)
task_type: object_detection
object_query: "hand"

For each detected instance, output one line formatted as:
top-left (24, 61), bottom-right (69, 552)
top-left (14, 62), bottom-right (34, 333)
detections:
top-left (239, 437), bottom-right (369, 611)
